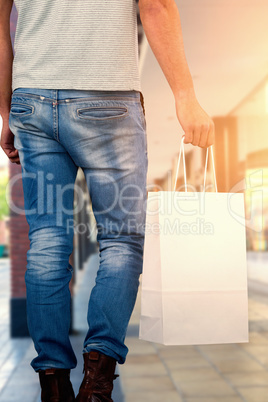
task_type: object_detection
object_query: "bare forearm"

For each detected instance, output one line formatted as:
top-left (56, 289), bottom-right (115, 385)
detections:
top-left (139, 0), bottom-right (195, 99)
top-left (139, 0), bottom-right (215, 148)
top-left (0, 24), bottom-right (19, 164)
top-left (0, 29), bottom-right (13, 116)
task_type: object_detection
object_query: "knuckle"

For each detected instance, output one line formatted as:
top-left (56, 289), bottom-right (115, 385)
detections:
top-left (184, 134), bottom-right (192, 142)
top-left (202, 123), bottom-right (210, 131)
top-left (199, 139), bottom-right (207, 148)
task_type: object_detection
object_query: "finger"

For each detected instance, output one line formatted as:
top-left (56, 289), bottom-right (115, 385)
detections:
top-left (207, 123), bottom-right (215, 147)
top-left (4, 148), bottom-right (19, 156)
top-left (198, 126), bottom-right (209, 148)
top-left (183, 130), bottom-right (193, 144)
top-left (8, 150), bottom-right (19, 158)
top-left (9, 150), bottom-right (19, 157)
top-left (10, 157), bottom-right (20, 164)
top-left (9, 153), bottom-right (20, 161)
top-left (191, 128), bottom-right (201, 146)
top-left (9, 154), bottom-right (20, 160)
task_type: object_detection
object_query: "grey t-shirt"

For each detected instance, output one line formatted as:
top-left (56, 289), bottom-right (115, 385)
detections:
top-left (12, 0), bottom-right (141, 92)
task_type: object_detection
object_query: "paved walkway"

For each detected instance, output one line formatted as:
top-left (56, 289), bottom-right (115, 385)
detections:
top-left (120, 252), bottom-right (268, 402)
top-left (1, 252), bottom-right (268, 401)
top-left (0, 256), bottom-right (123, 402)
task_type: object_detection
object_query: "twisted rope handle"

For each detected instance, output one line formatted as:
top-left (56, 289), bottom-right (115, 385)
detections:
top-left (173, 135), bottom-right (218, 193)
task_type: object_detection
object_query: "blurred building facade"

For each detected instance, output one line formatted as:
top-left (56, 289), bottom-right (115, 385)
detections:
top-left (152, 76), bottom-right (268, 253)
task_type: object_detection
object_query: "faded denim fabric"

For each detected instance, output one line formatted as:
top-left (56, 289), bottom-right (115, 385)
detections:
top-left (9, 87), bottom-right (148, 370)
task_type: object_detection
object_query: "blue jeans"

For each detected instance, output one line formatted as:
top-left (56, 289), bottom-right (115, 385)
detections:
top-left (9, 87), bottom-right (148, 370)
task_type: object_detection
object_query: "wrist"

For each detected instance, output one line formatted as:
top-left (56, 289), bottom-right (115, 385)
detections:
top-left (174, 87), bottom-right (196, 103)
top-left (0, 106), bottom-right (10, 118)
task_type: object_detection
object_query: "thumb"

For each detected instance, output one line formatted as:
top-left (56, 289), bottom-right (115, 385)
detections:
top-left (5, 147), bottom-right (18, 156)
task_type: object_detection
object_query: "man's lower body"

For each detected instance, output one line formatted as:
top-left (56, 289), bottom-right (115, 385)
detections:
top-left (9, 87), bottom-right (148, 400)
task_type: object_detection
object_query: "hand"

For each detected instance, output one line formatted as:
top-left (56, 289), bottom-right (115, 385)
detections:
top-left (0, 111), bottom-right (20, 164)
top-left (175, 92), bottom-right (215, 148)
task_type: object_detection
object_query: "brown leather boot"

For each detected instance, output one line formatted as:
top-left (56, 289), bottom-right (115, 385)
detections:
top-left (75, 351), bottom-right (119, 402)
top-left (38, 368), bottom-right (75, 402)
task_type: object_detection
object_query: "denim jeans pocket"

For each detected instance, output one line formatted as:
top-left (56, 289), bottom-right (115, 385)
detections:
top-left (10, 102), bottom-right (35, 117)
top-left (76, 105), bottom-right (129, 121)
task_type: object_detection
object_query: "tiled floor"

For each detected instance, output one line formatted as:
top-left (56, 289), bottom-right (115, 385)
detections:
top-left (1, 253), bottom-right (268, 402)
top-left (120, 252), bottom-right (268, 402)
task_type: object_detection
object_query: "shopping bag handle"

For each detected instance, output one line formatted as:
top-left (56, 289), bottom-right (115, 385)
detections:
top-left (173, 135), bottom-right (218, 193)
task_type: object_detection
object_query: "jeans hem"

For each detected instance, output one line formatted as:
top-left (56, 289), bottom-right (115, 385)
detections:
top-left (83, 345), bottom-right (126, 365)
top-left (32, 363), bottom-right (77, 373)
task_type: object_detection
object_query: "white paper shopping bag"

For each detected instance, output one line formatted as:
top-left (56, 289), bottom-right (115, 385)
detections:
top-left (139, 136), bottom-right (249, 345)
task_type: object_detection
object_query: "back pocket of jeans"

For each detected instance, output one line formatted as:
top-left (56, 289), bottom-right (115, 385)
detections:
top-left (10, 102), bottom-right (34, 117)
top-left (77, 106), bottom-right (128, 121)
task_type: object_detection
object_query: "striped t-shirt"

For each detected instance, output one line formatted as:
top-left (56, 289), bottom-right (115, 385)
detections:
top-left (11, 0), bottom-right (141, 92)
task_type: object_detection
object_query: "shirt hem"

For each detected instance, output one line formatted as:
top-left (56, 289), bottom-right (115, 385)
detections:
top-left (12, 79), bottom-right (142, 94)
